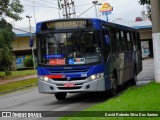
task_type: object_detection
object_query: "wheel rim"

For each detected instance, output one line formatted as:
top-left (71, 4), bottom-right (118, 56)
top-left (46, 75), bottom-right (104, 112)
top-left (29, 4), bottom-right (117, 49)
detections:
top-left (134, 73), bottom-right (137, 81)
top-left (111, 78), bottom-right (117, 94)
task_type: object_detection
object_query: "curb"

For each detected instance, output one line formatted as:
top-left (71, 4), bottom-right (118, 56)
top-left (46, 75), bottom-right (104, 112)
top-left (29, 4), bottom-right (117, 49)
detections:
top-left (0, 76), bottom-right (37, 85)
top-left (0, 83), bottom-right (37, 95)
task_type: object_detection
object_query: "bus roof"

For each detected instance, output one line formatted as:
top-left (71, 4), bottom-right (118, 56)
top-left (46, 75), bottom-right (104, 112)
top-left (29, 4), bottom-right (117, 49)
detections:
top-left (36, 18), bottom-right (139, 33)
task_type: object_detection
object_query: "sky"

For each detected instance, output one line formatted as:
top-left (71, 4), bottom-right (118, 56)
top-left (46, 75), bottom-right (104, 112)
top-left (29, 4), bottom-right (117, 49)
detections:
top-left (6, 0), bottom-right (148, 30)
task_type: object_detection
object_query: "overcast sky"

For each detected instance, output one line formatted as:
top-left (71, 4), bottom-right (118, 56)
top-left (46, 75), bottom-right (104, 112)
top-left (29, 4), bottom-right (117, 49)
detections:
top-left (6, 0), bottom-right (147, 29)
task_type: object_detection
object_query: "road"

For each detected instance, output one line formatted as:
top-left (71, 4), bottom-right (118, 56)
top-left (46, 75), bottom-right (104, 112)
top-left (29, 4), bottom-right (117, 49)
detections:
top-left (0, 59), bottom-right (155, 120)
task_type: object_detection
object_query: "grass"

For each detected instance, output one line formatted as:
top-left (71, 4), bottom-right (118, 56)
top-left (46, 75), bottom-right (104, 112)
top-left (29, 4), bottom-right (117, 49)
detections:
top-left (0, 78), bottom-right (37, 93)
top-left (60, 82), bottom-right (160, 120)
top-left (0, 70), bottom-right (37, 80)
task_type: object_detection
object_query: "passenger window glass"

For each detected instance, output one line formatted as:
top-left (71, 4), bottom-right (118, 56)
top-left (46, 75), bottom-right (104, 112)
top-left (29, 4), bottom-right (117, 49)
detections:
top-left (120, 31), bottom-right (127, 51)
top-left (127, 32), bottom-right (132, 51)
top-left (130, 33), bottom-right (135, 51)
top-left (111, 29), bottom-right (118, 52)
top-left (137, 33), bottom-right (141, 50)
top-left (116, 31), bottom-right (121, 52)
top-left (103, 29), bottom-right (110, 61)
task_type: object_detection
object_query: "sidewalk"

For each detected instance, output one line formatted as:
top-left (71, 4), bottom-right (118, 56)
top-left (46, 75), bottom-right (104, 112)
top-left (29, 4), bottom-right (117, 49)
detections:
top-left (0, 75), bottom-right (37, 84)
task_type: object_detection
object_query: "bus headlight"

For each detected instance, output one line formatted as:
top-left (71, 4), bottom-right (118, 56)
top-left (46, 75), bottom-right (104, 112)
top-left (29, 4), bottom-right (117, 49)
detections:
top-left (90, 75), bottom-right (96, 80)
top-left (90, 73), bottom-right (104, 80)
top-left (44, 77), bottom-right (49, 82)
top-left (39, 76), bottom-right (49, 82)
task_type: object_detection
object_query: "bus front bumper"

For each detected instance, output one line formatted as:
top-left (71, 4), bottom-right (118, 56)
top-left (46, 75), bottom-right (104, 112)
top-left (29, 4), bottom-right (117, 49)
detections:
top-left (38, 77), bottom-right (105, 94)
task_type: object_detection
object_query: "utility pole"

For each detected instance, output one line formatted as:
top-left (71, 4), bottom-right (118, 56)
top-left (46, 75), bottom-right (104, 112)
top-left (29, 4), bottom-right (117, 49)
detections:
top-left (32, 1), bottom-right (37, 27)
top-left (26, 15), bottom-right (36, 70)
top-left (61, 0), bottom-right (76, 18)
top-left (151, 0), bottom-right (160, 83)
top-left (92, 1), bottom-right (98, 18)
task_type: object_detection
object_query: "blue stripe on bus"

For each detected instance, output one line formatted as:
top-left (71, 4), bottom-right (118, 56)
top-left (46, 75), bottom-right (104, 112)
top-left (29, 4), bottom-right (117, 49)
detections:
top-left (91, 19), bottom-right (101, 30)
top-left (37, 63), bottom-right (104, 78)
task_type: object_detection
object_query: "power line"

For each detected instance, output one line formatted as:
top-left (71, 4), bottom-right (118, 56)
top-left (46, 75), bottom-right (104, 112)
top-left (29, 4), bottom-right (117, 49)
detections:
top-left (39, 0), bottom-right (58, 6)
top-left (25, 0), bottom-right (58, 9)
top-left (23, 4), bottom-right (58, 9)
top-left (75, 3), bottom-right (92, 7)
top-left (77, 5), bottom-right (94, 18)
top-left (14, 19), bottom-right (34, 23)
top-left (13, 28), bottom-right (30, 33)
top-left (76, 11), bottom-right (91, 18)
top-left (14, 25), bottom-right (29, 28)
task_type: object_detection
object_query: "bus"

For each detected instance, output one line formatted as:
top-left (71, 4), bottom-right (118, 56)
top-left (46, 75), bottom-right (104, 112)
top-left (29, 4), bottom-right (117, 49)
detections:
top-left (36, 18), bottom-right (142, 100)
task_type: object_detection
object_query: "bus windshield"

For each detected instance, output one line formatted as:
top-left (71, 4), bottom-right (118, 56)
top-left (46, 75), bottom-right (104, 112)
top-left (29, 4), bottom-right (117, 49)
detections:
top-left (37, 31), bottom-right (102, 66)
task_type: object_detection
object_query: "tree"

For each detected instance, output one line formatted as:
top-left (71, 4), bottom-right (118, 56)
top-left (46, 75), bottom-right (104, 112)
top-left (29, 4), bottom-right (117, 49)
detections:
top-left (139, 0), bottom-right (150, 5)
top-left (0, 0), bottom-right (23, 21)
top-left (0, 19), bottom-right (15, 75)
top-left (139, 0), bottom-right (151, 20)
top-left (0, 0), bottom-right (23, 76)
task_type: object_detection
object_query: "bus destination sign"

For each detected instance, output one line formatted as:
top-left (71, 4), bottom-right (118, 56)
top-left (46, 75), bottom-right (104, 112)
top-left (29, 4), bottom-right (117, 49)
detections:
top-left (42, 20), bottom-right (88, 30)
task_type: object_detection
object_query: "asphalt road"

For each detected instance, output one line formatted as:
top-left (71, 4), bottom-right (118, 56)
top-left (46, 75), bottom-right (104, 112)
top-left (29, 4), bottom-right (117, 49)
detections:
top-left (0, 58), bottom-right (155, 120)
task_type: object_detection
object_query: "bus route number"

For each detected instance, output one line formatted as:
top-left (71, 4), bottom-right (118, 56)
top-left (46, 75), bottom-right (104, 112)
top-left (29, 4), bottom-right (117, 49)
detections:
top-left (81, 74), bottom-right (87, 77)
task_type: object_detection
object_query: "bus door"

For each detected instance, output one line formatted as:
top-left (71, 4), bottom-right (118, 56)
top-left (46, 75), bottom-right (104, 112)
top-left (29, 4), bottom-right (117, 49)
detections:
top-left (102, 26), bottom-right (112, 90)
top-left (135, 33), bottom-right (142, 75)
top-left (109, 28), bottom-right (121, 86)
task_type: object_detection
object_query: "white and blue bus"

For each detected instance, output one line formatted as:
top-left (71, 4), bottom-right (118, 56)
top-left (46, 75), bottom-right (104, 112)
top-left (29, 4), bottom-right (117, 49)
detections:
top-left (36, 18), bottom-right (142, 100)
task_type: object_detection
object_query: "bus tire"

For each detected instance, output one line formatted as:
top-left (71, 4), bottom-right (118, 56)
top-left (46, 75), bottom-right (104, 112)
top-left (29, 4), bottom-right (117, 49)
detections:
top-left (55, 92), bottom-right (67, 100)
top-left (108, 73), bottom-right (117, 97)
top-left (131, 67), bottom-right (137, 86)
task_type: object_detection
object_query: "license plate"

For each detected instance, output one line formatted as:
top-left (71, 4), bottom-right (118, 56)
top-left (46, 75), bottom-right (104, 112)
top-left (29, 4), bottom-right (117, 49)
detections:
top-left (64, 83), bottom-right (75, 87)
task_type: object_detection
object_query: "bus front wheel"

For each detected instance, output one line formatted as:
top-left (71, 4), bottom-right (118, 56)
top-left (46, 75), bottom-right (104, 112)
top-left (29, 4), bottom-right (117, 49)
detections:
top-left (55, 92), bottom-right (67, 100)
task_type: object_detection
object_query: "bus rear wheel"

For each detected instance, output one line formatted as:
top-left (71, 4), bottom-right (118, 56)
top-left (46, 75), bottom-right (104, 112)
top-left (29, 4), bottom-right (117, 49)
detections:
top-left (131, 68), bottom-right (137, 86)
top-left (55, 92), bottom-right (67, 100)
top-left (108, 73), bottom-right (117, 97)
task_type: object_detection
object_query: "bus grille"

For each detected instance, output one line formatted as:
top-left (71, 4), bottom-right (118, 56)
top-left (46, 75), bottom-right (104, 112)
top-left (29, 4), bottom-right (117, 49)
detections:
top-left (58, 87), bottom-right (81, 90)
top-left (48, 68), bottom-right (89, 74)
top-left (51, 77), bottom-right (87, 81)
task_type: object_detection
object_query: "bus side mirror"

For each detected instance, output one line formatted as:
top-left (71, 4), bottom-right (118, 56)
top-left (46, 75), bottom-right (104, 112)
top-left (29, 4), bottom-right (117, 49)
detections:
top-left (29, 36), bottom-right (34, 47)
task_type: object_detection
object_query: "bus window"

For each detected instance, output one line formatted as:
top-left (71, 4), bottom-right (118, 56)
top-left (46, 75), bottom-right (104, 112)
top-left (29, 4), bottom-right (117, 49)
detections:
top-left (102, 29), bottom-right (110, 61)
top-left (127, 32), bottom-right (133, 51)
top-left (134, 32), bottom-right (141, 50)
top-left (120, 31), bottom-right (127, 51)
top-left (38, 36), bottom-right (49, 63)
top-left (137, 33), bottom-right (141, 50)
top-left (110, 29), bottom-right (118, 52)
top-left (130, 32), bottom-right (135, 51)
top-left (116, 30), bottom-right (121, 52)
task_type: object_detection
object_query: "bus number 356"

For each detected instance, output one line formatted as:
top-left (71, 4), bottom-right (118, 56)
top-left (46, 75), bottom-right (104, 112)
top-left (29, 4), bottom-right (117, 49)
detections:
top-left (81, 74), bottom-right (87, 77)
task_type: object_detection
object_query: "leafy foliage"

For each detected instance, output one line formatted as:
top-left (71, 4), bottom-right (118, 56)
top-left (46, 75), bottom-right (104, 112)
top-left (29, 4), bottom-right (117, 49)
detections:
top-left (139, 0), bottom-right (150, 5)
top-left (138, 0), bottom-right (151, 20)
top-left (0, 0), bottom-right (23, 75)
top-left (0, 0), bottom-right (23, 21)
top-left (0, 19), bottom-right (15, 75)
top-left (23, 56), bottom-right (33, 67)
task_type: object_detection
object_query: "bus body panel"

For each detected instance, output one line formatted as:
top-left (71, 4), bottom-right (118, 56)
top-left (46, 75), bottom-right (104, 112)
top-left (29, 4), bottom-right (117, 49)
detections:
top-left (36, 18), bottom-right (142, 95)
top-left (37, 63), bottom-right (112, 93)
top-left (38, 77), bottom-right (106, 93)
top-left (37, 63), bottom-right (104, 77)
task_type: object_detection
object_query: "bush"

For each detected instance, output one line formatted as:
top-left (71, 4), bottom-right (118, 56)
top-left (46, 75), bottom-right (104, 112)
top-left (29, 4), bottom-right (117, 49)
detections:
top-left (23, 56), bottom-right (33, 67)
